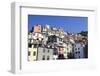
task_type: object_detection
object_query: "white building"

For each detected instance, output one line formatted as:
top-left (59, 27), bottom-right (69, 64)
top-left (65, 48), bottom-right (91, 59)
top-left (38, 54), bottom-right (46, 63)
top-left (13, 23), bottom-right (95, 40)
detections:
top-left (28, 44), bottom-right (38, 61)
top-left (73, 43), bottom-right (84, 58)
top-left (63, 42), bottom-right (73, 58)
top-left (45, 24), bottom-right (50, 29)
top-left (37, 47), bottom-right (54, 60)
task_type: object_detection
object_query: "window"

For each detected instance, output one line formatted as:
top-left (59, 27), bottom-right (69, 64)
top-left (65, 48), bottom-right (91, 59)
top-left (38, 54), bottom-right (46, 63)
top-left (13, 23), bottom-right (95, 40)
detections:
top-left (50, 45), bottom-right (52, 48)
top-left (47, 56), bottom-right (50, 60)
top-left (78, 51), bottom-right (80, 54)
top-left (78, 48), bottom-right (80, 50)
top-left (48, 50), bottom-right (49, 53)
top-left (64, 51), bottom-right (67, 54)
top-left (28, 39), bottom-right (31, 43)
top-left (31, 39), bottom-right (34, 43)
top-left (34, 44), bottom-right (37, 48)
top-left (39, 44), bottom-right (42, 47)
top-left (42, 55), bottom-right (45, 60)
top-left (67, 48), bottom-right (69, 50)
top-left (28, 51), bottom-right (30, 56)
top-left (75, 52), bottom-right (77, 54)
top-left (33, 51), bottom-right (36, 56)
top-left (59, 38), bottom-right (62, 41)
top-left (37, 38), bottom-right (39, 40)
top-left (75, 48), bottom-right (77, 50)
top-left (28, 44), bottom-right (32, 48)
top-left (41, 38), bottom-right (43, 41)
top-left (43, 49), bottom-right (45, 53)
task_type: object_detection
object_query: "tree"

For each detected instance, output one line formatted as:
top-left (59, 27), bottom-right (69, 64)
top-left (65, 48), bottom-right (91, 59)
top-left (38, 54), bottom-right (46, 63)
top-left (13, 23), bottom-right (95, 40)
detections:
top-left (79, 31), bottom-right (88, 36)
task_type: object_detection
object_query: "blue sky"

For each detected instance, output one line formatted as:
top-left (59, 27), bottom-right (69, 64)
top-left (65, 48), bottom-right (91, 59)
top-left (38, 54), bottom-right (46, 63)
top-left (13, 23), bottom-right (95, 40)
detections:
top-left (28, 15), bottom-right (88, 33)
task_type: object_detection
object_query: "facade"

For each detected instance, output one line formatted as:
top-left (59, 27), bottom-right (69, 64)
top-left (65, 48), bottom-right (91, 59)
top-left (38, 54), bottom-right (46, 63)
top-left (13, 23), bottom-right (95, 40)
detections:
top-left (63, 43), bottom-right (68, 58)
top-left (57, 46), bottom-right (65, 59)
top-left (28, 44), bottom-right (38, 61)
top-left (73, 43), bottom-right (84, 58)
top-left (53, 48), bottom-right (58, 60)
top-left (67, 42), bottom-right (73, 53)
top-left (37, 47), bottom-right (54, 60)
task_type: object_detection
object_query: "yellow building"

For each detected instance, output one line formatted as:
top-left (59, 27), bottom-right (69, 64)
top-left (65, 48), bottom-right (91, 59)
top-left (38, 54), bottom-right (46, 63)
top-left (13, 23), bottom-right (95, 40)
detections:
top-left (28, 45), bottom-right (37, 61)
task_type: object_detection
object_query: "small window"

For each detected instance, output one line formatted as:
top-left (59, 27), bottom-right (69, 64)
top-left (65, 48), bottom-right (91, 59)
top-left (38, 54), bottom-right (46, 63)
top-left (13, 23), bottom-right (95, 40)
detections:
top-left (37, 38), bottom-right (39, 40)
top-left (48, 50), bottom-right (49, 53)
top-left (59, 38), bottom-right (61, 41)
top-left (28, 44), bottom-right (32, 48)
top-left (28, 39), bottom-right (31, 43)
top-left (78, 51), bottom-right (80, 54)
top-left (47, 56), bottom-right (50, 60)
top-left (50, 45), bottom-right (52, 48)
top-left (28, 51), bottom-right (30, 56)
top-left (34, 44), bottom-right (37, 48)
top-left (43, 49), bottom-right (45, 53)
top-left (75, 52), bottom-right (77, 54)
top-left (64, 51), bottom-right (66, 54)
top-left (41, 38), bottom-right (43, 41)
top-left (39, 44), bottom-right (42, 47)
top-left (75, 48), bottom-right (77, 50)
top-left (42, 55), bottom-right (45, 60)
top-left (33, 51), bottom-right (36, 56)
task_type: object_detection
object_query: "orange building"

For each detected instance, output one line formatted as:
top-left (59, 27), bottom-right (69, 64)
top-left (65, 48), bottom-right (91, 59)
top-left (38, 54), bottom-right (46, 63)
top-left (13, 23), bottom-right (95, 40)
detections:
top-left (33, 24), bottom-right (41, 33)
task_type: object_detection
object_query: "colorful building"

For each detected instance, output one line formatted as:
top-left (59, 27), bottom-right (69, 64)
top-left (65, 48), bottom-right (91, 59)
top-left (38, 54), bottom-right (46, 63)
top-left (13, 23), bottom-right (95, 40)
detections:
top-left (33, 24), bottom-right (41, 33)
